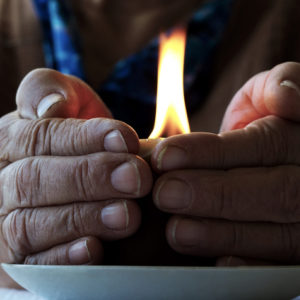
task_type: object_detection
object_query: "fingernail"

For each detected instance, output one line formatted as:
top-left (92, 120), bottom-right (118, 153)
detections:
top-left (104, 130), bottom-right (128, 153)
top-left (157, 146), bottom-right (186, 170)
top-left (155, 179), bottom-right (191, 209)
top-left (174, 219), bottom-right (201, 247)
top-left (68, 240), bottom-right (91, 264)
top-left (280, 80), bottom-right (300, 96)
top-left (37, 93), bottom-right (65, 118)
top-left (101, 201), bottom-right (129, 230)
top-left (111, 162), bottom-right (140, 194)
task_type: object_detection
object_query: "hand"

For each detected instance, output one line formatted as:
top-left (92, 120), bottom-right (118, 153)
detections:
top-left (0, 69), bottom-right (152, 287)
top-left (151, 62), bottom-right (300, 265)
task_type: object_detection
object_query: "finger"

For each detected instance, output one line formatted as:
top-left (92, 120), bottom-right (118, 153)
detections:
top-left (215, 256), bottom-right (280, 267)
top-left (3, 200), bottom-right (141, 260)
top-left (16, 68), bottom-right (112, 119)
top-left (1, 152), bottom-right (152, 212)
top-left (152, 116), bottom-right (300, 171)
top-left (221, 62), bottom-right (300, 131)
top-left (24, 237), bottom-right (103, 265)
top-left (153, 166), bottom-right (300, 223)
top-left (166, 217), bottom-right (300, 263)
top-left (0, 112), bottom-right (139, 162)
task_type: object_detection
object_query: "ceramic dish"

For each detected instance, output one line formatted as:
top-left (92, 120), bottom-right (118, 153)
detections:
top-left (2, 264), bottom-right (300, 300)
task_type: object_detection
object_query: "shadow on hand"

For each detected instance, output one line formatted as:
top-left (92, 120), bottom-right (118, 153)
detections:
top-left (103, 193), bottom-right (215, 266)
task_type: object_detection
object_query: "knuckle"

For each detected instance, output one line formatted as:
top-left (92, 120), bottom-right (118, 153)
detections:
top-left (24, 255), bottom-right (38, 265)
top-left (279, 224), bottom-right (300, 263)
top-left (228, 222), bottom-right (245, 253)
top-left (54, 119), bottom-right (86, 155)
top-left (74, 153), bottom-right (118, 200)
top-left (0, 158), bottom-right (41, 213)
top-left (3, 209), bottom-right (33, 257)
top-left (206, 172), bottom-right (233, 220)
top-left (198, 134), bottom-right (225, 168)
top-left (14, 159), bottom-right (40, 208)
top-left (248, 117), bottom-right (288, 165)
top-left (86, 117), bottom-right (112, 135)
top-left (32, 119), bottom-right (54, 156)
top-left (213, 135), bottom-right (226, 168)
top-left (67, 203), bottom-right (86, 237)
top-left (12, 119), bottom-right (52, 158)
top-left (278, 167), bottom-right (300, 222)
top-left (24, 248), bottom-right (68, 265)
top-left (215, 175), bottom-right (231, 219)
top-left (74, 158), bottom-right (94, 200)
top-left (0, 133), bottom-right (9, 163)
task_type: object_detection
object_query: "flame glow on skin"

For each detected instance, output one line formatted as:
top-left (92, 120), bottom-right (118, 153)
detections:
top-left (149, 27), bottom-right (191, 138)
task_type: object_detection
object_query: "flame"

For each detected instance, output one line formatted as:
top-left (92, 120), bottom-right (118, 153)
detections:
top-left (149, 27), bottom-right (190, 138)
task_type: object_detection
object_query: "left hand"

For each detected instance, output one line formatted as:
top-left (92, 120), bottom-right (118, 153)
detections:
top-left (151, 62), bottom-right (300, 265)
top-left (0, 68), bottom-right (153, 288)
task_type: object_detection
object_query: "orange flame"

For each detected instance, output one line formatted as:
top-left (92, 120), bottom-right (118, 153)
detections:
top-left (149, 27), bottom-right (190, 138)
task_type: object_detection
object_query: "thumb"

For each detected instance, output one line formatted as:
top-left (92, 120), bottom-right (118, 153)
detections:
top-left (221, 62), bottom-right (300, 132)
top-left (16, 68), bottom-right (112, 120)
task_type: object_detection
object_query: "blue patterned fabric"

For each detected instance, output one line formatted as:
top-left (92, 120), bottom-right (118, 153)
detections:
top-left (32, 0), bottom-right (233, 137)
top-left (32, 0), bottom-right (84, 78)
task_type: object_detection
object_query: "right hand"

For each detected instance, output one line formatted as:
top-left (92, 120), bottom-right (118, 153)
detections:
top-left (0, 69), bottom-right (152, 287)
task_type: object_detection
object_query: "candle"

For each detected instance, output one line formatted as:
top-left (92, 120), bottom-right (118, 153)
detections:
top-left (139, 138), bottom-right (163, 162)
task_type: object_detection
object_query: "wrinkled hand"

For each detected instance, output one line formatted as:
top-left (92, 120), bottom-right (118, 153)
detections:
top-left (0, 69), bottom-right (152, 287)
top-left (151, 62), bottom-right (300, 265)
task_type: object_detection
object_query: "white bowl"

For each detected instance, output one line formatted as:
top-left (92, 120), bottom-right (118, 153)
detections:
top-left (2, 264), bottom-right (300, 300)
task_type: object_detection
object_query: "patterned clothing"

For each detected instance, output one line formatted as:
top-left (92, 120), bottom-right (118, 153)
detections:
top-left (32, 0), bottom-right (233, 137)
top-left (32, 0), bottom-right (84, 78)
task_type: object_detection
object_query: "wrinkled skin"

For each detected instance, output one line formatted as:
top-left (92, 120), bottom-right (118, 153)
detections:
top-left (1, 0), bottom-right (207, 287)
top-left (2, 63), bottom-right (300, 287)
top-left (152, 62), bottom-right (300, 266)
top-left (0, 69), bottom-right (153, 287)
